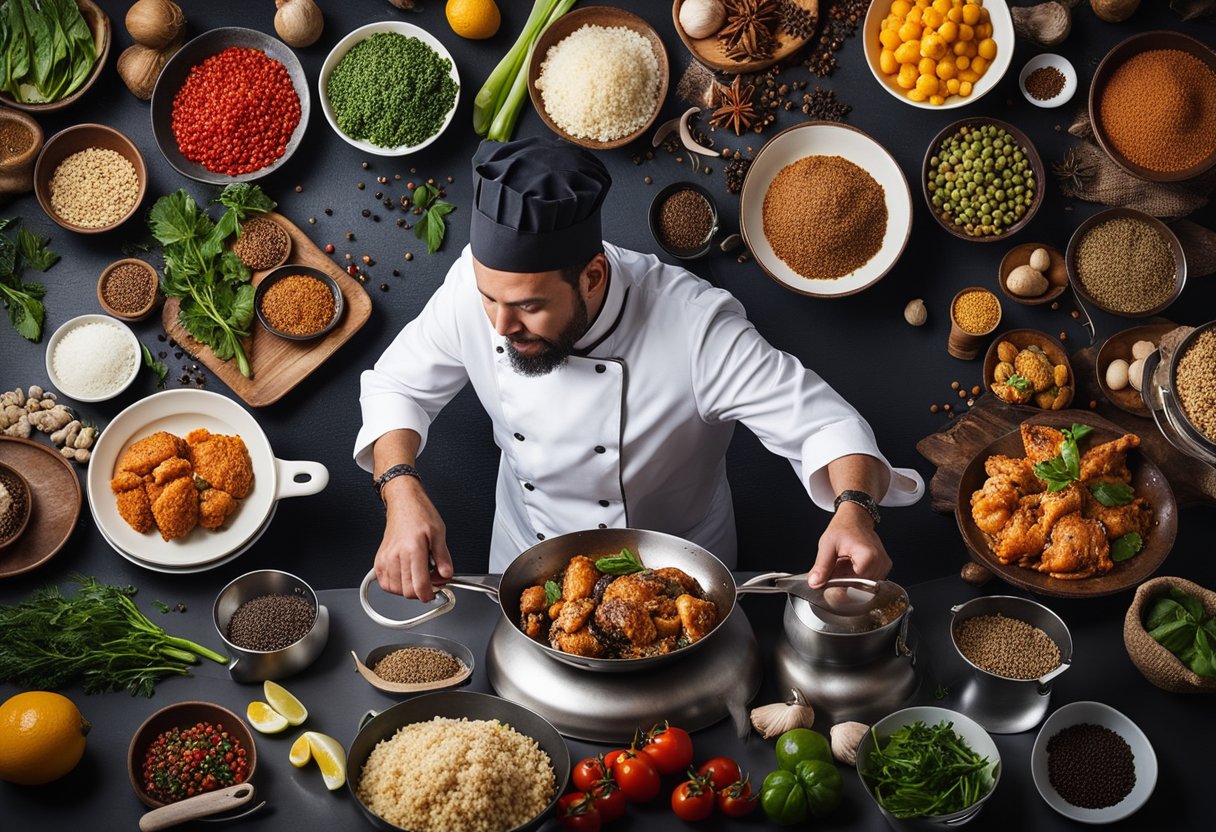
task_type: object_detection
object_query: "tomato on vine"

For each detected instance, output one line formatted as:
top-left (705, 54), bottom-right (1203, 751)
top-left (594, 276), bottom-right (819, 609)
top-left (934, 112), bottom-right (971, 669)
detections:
top-left (572, 757), bottom-right (609, 793)
top-left (717, 776), bottom-right (760, 818)
top-left (671, 773), bottom-right (716, 822)
top-left (589, 782), bottom-right (626, 823)
top-left (558, 792), bottom-right (601, 832)
top-left (641, 722), bottom-right (694, 776)
top-left (697, 756), bottom-right (742, 792)
top-left (611, 750), bottom-right (661, 803)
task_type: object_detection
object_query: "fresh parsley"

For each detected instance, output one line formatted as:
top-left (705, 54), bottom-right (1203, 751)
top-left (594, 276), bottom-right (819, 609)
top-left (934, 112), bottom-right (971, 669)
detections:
top-left (1032, 424), bottom-right (1094, 491)
top-left (595, 548), bottom-right (645, 576)
top-left (142, 343), bottom-right (168, 389)
top-left (0, 217), bottom-right (59, 342)
top-left (148, 185), bottom-right (276, 378)
top-left (544, 580), bottom-right (561, 606)
top-left (411, 183), bottom-right (456, 255)
top-left (1111, 532), bottom-right (1143, 562)
top-left (1145, 587), bottom-right (1216, 678)
top-left (1089, 482), bottom-right (1135, 507)
top-left (1006, 373), bottom-right (1032, 393)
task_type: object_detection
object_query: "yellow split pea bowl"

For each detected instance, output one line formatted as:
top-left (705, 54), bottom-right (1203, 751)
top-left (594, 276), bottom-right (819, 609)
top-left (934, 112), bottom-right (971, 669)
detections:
top-left (863, 0), bottom-right (1013, 110)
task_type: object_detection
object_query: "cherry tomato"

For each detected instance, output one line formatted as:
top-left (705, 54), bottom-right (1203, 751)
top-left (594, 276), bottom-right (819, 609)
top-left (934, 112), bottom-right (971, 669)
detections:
top-left (642, 724), bottom-right (694, 776)
top-left (611, 750), bottom-right (661, 803)
top-left (572, 757), bottom-right (608, 793)
top-left (558, 792), bottom-right (601, 832)
top-left (671, 775), bottom-right (716, 822)
top-left (697, 757), bottom-right (742, 792)
top-left (717, 777), bottom-right (759, 818)
top-left (603, 749), bottom-right (628, 770)
top-left (589, 782), bottom-right (626, 823)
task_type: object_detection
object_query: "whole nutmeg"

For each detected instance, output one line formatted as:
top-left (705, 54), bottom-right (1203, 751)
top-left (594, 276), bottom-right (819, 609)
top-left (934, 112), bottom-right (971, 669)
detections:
top-left (1028, 247), bottom-right (1051, 273)
top-left (679, 0), bottom-right (727, 40)
top-left (904, 298), bottom-right (928, 326)
top-left (1091, 0), bottom-right (1140, 24)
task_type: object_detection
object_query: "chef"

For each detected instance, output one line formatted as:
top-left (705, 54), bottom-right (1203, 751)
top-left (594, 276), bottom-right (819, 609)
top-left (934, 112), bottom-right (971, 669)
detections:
top-left (356, 137), bottom-right (923, 601)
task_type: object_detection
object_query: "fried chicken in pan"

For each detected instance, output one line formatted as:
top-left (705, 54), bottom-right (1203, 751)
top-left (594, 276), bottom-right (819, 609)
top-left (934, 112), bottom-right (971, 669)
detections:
top-left (199, 488), bottom-right (238, 530)
top-left (1037, 514), bottom-right (1113, 580)
top-left (1020, 424), bottom-right (1065, 464)
top-left (1079, 434), bottom-right (1139, 484)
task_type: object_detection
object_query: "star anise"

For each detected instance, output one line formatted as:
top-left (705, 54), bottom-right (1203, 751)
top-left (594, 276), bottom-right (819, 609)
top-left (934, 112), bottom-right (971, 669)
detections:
top-left (719, 0), bottom-right (781, 63)
top-left (1052, 147), bottom-right (1096, 193)
top-left (709, 76), bottom-right (759, 136)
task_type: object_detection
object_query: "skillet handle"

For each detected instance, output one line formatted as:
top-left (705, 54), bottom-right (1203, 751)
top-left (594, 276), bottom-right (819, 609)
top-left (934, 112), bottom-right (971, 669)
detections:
top-left (273, 459), bottom-right (329, 499)
top-left (735, 571), bottom-right (798, 595)
top-left (359, 569), bottom-right (456, 629)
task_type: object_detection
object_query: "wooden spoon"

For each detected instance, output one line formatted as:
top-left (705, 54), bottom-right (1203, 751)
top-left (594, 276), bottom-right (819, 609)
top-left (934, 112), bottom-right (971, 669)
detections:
top-left (139, 784), bottom-right (255, 832)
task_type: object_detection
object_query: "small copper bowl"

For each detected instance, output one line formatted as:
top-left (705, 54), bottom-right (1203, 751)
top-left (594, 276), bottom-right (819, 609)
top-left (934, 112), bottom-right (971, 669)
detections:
top-left (97, 258), bottom-right (159, 321)
top-left (0, 461), bottom-right (33, 550)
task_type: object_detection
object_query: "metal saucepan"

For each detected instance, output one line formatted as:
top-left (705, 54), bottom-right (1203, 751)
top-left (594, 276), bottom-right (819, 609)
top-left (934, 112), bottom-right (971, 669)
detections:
top-left (359, 527), bottom-right (856, 673)
top-left (348, 691), bottom-right (570, 832)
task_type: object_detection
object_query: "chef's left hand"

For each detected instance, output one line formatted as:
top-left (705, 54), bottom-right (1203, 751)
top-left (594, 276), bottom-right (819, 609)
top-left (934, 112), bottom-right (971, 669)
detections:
top-left (808, 501), bottom-right (891, 588)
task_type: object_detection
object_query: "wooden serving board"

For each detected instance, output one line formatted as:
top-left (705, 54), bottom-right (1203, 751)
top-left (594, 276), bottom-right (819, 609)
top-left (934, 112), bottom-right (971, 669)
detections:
top-left (673, 0), bottom-right (819, 75)
top-left (162, 212), bottom-right (371, 407)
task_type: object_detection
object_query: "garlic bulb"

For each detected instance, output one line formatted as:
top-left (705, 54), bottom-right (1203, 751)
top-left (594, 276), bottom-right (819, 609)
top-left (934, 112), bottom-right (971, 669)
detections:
top-left (680, 0), bottom-right (727, 40)
top-left (904, 298), bottom-right (928, 326)
top-left (830, 721), bottom-right (869, 766)
top-left (750, 688), bottom-right (814, 739)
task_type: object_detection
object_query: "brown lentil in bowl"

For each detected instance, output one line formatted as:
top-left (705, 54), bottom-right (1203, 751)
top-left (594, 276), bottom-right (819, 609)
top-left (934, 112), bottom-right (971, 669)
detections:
top-left (99, 260), bottom-right (158, 318)
top-left (372, 647), bottom-right (468, 685)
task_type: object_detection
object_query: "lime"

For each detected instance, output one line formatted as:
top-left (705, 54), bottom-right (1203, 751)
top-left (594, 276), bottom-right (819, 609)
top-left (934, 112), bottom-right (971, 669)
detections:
top-left (264, 680), bottom-right (308, 726)
top-left (289, 733), bottom-right (312, 768)
top-left (246, 701), bottom-right (289, 734)
top-left (304, 731), bottom-right (346, 790)
top-left (775, 728), bottom-right (831, 771)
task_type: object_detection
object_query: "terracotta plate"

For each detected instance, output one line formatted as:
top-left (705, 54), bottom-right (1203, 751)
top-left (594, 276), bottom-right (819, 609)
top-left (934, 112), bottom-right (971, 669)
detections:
top-left (955, 416), bottom-right (1177, 598)
top-left (982, 329), bottom-right (1074, 411)
top-left (1096, 322), bottom-right (1178, 417)
top-left (0, 436), bottom-right (81, 578)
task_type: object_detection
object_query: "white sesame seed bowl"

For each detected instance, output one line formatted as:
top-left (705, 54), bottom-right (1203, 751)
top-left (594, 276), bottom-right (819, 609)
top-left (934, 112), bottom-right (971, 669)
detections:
top-left (44, 314), bottom-right (141, 403)
top-left (33, 123), bottom-right (147, 234)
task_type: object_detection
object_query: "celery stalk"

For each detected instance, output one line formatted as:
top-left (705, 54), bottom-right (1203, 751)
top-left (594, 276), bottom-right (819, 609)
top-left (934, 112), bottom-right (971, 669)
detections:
top-left (487, 0), bottom-right (578, 142)
top-left (473, 0), bottom-right (562, 136)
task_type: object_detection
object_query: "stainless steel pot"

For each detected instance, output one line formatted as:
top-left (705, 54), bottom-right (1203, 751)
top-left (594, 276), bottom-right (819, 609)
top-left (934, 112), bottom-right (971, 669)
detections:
top-left (1143, 320), bottom-right (1216, 465)
top-left (348, 691), bottom-right (570, 832)
top-left (213, 569), bottom-right (329, 683)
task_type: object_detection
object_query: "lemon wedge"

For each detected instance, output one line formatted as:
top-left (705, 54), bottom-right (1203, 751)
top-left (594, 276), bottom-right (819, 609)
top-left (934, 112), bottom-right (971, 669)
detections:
top-left (246, 701), bottom-right (289, 734)
top-left (263, 680), bottom-right (308, 726)
top-left (304, 731), bottom-right (347, 791)
top-left (289, 733), bottom-right (312, 768)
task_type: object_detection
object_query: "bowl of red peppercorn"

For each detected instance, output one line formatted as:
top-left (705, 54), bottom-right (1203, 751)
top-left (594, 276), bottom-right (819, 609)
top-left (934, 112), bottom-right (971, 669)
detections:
top-left (254, 265), bottom-right (344, 341)
top-left (128, 700), bottom-right (257, 809)
top-left (150, 27), bottom-right (310, 184)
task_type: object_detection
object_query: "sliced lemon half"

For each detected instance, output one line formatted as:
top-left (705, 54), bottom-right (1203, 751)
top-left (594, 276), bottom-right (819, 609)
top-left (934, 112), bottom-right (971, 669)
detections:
top-left (289, 733), bottom-right (312, 768)
top-left (246, 701), bottom-right (289, 734)
top-left (304, 731), bottom-right (347, 791)
top-left (263, 680), bottom-right (308, 726)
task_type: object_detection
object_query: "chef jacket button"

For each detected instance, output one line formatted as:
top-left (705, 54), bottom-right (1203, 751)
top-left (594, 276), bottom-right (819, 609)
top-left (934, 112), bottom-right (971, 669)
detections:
top-left (594, 445), bottom-right (605, 454)
top-left (537, 532), bottom-right (545, 540)
top-left (496, 346), bottom-right (504, 353)
top-left (514, 433), bottom-right (525, 441)
top-left (598, 524), bottom-right (607, 529)
top-left (598, 499), bottom-right (609, 507)
top-left (524, 483), bottom-right (535, 491)
top-left (595, 364), bottom-right (605, 373)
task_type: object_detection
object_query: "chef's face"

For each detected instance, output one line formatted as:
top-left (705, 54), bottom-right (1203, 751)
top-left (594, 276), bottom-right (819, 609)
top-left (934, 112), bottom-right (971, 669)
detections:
top-left (473, 255), bottom-right (605, 377)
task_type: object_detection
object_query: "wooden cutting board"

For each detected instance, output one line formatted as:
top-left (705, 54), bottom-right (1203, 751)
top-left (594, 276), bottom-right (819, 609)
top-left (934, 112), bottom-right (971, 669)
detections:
top-left (162, 212), bottom-right (371, 407)
top-left (674, 0), bottom-right (819, 75)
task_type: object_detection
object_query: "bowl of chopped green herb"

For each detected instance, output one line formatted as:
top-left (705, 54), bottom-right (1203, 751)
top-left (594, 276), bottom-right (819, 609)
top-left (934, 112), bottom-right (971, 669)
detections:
top-left (856, 706), bottom-right (1000, 830)
top-left (319, 21), bottom-right (460, 156)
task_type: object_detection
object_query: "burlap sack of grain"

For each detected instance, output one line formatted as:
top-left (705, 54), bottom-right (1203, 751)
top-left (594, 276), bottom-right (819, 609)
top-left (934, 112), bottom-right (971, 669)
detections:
top-left (1123, 576), bottom-right (1216, 694)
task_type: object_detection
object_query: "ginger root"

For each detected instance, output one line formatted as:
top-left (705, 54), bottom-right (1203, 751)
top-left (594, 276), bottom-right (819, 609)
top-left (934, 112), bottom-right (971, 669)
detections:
top-left (30, 405), bottom-right (74, 434)
top-left (3, 414), bottom-right (31, 438)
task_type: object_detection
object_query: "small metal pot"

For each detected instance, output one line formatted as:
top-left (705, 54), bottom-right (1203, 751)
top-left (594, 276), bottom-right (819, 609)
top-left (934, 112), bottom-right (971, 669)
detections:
top-left (213, 569), bottom-right (329, 683)
top-left (950, 595), bottom-right (1072, 734)
top-left (1143, 320), bottom-right (1216, 465)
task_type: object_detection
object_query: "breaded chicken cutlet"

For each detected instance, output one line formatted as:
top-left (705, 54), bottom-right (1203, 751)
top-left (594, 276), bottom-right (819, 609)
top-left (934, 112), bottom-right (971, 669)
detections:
top-left (187, 428), bottom-right (253, 499)
top-left (117, 431), bottom-right (188, 476)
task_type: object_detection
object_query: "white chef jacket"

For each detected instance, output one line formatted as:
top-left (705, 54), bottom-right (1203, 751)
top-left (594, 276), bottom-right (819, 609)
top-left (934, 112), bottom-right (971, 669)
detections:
top-left (356, 243), bottom-right (923, 571)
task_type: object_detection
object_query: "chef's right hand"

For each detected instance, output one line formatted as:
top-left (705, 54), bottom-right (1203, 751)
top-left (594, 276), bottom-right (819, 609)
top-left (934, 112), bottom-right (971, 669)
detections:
top-left (374, 475), bottom-right (453, 602)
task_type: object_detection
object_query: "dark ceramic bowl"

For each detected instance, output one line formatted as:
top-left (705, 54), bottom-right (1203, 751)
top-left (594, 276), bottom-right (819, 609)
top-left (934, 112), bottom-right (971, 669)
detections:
top-left (34, 124), bottom-right (146, 234)
top-left (0, 0), bottom-right (111, 113)
top-left (648, 181), bottom-right (719, 259)
top-left (1065, 207), bottom-right (1186, 318)
top-left (254, 265), bottom-right (344, 341)
top-left (0, 461), bottom-right (32, 550)
top-left (150, 27), bottom-right (310, 184)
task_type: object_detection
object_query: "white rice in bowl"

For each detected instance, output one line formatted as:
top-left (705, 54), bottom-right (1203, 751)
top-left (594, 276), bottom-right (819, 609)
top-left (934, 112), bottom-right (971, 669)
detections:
top-left (535, 24), bottom-right (660, 143)
top-left (356, 717), bottom-right (556, 832)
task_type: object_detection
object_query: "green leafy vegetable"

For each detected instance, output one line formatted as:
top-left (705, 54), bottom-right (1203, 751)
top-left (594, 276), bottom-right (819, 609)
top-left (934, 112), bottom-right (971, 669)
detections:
top-left (0, 575), bottom-right (228, 696)
top-left (0, 0), bottom-right (97, 104)
top-left (544, 580), bottom-right (561, 606)
top-left (1032, 424), bottom-right (1094, 491)
top-left (1089, 481), bottom-right (1135, 507)
top-left (861, 720), bottom-right (993, 819)
top-left (1111, 532), bottom-right (1143, 562)
top-left (1006, 373), bottom-right (1032, 392)
top-left (595, 548), bottom-right (645, 576)
top-left (1145, 587), bottom-right (1216, 678)
top-left (0, 216), bottom-right (58, 341)
top-left (148, 185), bottom-right (276, 377)
top-left (411, 183), bottom-right (457, 255)
top-left (142, 343), bottom-right (168, 389)
top-left (152, 599), bottom-right (171, 614)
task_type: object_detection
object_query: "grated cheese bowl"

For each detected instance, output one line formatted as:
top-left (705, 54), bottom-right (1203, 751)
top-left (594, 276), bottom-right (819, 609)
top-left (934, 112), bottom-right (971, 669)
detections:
top-left (44, 314), bottom-right (141, 403)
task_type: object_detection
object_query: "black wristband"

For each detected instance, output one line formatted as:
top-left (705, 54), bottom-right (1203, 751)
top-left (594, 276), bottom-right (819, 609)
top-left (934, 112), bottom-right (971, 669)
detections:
top-left (834, 489), bottom-right (880, 526)
top-left (374, 463), bottom-right (422, 502)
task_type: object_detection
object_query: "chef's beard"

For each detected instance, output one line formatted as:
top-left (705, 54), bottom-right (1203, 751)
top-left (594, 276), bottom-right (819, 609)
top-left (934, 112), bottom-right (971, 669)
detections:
top-left (505, 294), bottom-right (590, 377)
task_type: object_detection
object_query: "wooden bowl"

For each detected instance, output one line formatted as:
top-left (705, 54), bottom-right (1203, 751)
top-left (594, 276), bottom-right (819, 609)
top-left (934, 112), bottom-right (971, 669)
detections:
top-left (254, 265), bottom-right (344, 341)
top-left (353, 633), bottom-right (476, 696)
top-left (0, 0), bottom-right (111, 113)
top-left (955, 417), bottom-right (1178, 598)
top-left (923, 117), bottom-right (1045, 243)
top-left (0, 461), bottom-right (33, 550)
top-left (528, 6), bottom-right (668, 150)
top-left (128, 701), bottom-right (257, 809)
top-left (997, 243), bottom-right (1067, 306)
top-left (947, 286), bottom-right (1001, 360)
top-left (97, 259), bottom-right (160, 322)
top-left (1096, 323), bottom-right (1178, 417)
top-left (673, 0), bottom-right (819, 75)
top-left (982, 329), bottom-right (1074, 410)
top-left (1065, 207), bottom-right (1186, 318)
top-left (0, 108), bottom-right (44, 198)
top-left (1090, 31), bottom-right (1216, 183)
top-left (231, 215), bottom-right (292, 272)
top-left (33, 124), bottom-right (146, 234)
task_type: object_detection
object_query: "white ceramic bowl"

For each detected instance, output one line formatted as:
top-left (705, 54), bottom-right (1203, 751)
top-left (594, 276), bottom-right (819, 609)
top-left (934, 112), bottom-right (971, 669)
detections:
top-left (1019, 53), bottom-right (1077, 108)
top-left (44, 314), bottom-right (140, 402)
top-left (1031, 701), bottom-right (1157, 824)
top-left (862, 0), bottom-right (1014, 110)
top-left (319, 21), bottom-right (460, 157)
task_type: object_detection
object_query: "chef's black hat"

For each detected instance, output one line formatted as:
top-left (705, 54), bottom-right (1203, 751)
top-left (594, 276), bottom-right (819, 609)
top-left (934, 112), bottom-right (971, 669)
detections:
top-left (470, 137), bottom-right (612, 273)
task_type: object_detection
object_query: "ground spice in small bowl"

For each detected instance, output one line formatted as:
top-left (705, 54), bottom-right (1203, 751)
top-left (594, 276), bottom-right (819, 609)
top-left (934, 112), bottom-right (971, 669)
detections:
top-left (955, 614), bottom-right (1061, 679)
top-left (0, 121), bottom-right (34, 160)
top-left (0, 467), bottom-right (30, 546)
top-left (101, 262), bottom-right (157, 317)
top-left (1047, 723), bottom-right (1135, 809)
top-left (226, 593), bottom-right (316, 651)
top-left (1025, 66), bottom-right (1065, 101)
top-left (1176, 328), bottom-right (1216, 442)
top-left (233, 217), bottom-right (290, 270)
top-left (49, 147), bottom-right (140, 228)
top-left (1075, 217), bottom-right (1175, 314)
top-left (658, 189), bottom-right (714, 252)
top-left (952, 289), bottom-right (1001, 334)
top-left (372, 646), bottom-right (467, 685)
top-left (259, 274), bottom-right (336, 336)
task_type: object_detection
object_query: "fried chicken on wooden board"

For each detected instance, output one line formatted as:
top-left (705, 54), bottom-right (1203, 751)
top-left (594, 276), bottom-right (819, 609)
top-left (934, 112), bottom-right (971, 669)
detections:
top-left (1020, 424), bottom-right (1065, 464)
top-left (1079, 434), bottom-right (1139, 484)
top-left (1037, 514), bottom-right (1113, 580)
top-left (186, 429), bottom-right (253, 498)
top-left (117, 431), bottom-right (188, 476)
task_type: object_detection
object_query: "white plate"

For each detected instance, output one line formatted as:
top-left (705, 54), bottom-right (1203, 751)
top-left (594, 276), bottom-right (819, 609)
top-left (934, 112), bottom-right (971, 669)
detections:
top-left (1019, 53), bottom-right (1077, 109)
top-left (1031, 701), bottom-right (1157, 824)
top-left (87, 389), bottom-right (327, 568)
top-left (740, 123), bottom-right (912, 297)
top-left (318, 21), bottom-right (460, 156)
top-left (102, 504), bottom-right (277, 575)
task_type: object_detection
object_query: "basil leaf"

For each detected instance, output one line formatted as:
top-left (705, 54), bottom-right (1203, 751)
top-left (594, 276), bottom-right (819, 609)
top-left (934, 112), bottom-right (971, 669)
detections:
top-left (1111, 532), bottom-right (1143, 562)
top-left (1068, 423), bottom-right (1094, 443)
top-left (1089, 482), bottom-right (1135, 507)
top-left (595, 548), bottom-right (645, 576)
top-left (1007, 373), bottom-right (1031, 392)
top-left (1150, 618), bottom-right (1197, 654)
top-left (1170, 587), bottom-right (1206, 623)
top-left (1145, 597), bottom-right (1187, 631)
top-left (1191, 628), bottom-right (1216, 678)
top-left (543, 580), bottom-right (561, 606)
top-left (141, 343), bottom-right (168, 389)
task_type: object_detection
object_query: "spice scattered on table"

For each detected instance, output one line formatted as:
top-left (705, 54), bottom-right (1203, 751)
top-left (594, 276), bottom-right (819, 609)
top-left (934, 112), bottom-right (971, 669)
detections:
top-left (0, 467), bottom-right (29, 545)
top-left (952, 289), bottom-right (1000, 334)
top-left (372, 646), bottom-right (467, 684)
top-left (227, 593), bottom-right (316, 651)
top-left (927, 124), bottom-right (1036, 238)
top-left (49, 148), bottom-right (140, 229)
top-left (1074, 217), bottom-right (1175, 314)
top-left (658, 188), bottom-right (715, 252)
top-left (51, 320), bottom-right (139, 399)
top-left (1046, 723), bottom-right (1135, 809)
top-left (101, 261), bottom-right (157, 317)
top-left (260, 274), bottom-right (336, 336)
top-left (173, 47), bottom-right (301, 176)
top-left (1176, 329), bottom-right (1216, 442)
top-left (1025, 66), bottom-right (1065, 101)
top-left (955, 614), bottom-right (1061, 679)
top-left (233, 217), bottom-right (291, 270)
top-left (762, 155), bottom-right (886, 280)
top-left (142, 721), bottom-right (250, 803)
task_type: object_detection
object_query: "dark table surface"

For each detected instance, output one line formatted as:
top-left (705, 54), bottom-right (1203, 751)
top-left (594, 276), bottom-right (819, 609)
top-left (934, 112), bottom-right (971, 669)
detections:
top-left (1, 0), bottom-right (1215, 829)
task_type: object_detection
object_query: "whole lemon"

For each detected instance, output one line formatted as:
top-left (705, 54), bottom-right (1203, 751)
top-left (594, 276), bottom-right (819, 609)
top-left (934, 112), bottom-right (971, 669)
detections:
top-left (446, 0), bottom-right (501, 40)
top-left (0, 691), bottom-right (90, 785)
